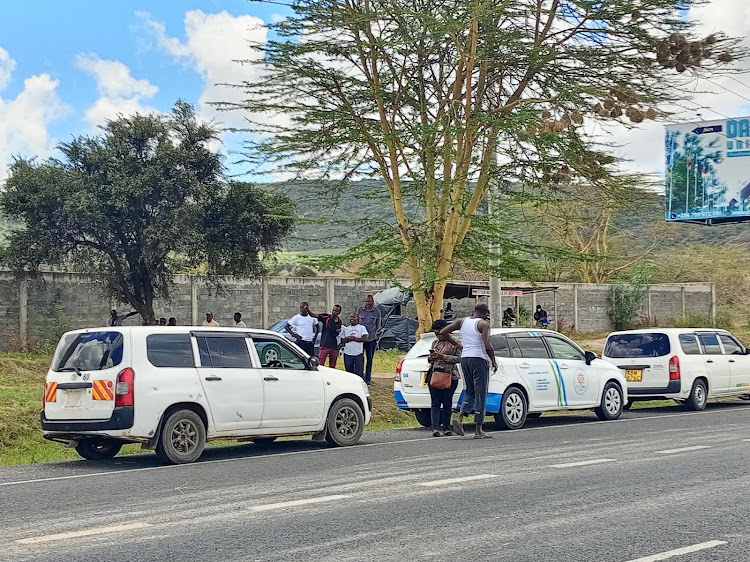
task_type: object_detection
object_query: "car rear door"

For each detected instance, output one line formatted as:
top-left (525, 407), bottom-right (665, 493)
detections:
top-left (544, 335), bottom-right (599, 407)
top-left (44, 330), bottom-right (127, 421)
top-left (507, 335), bottom-right (558, 408)
top-left (250, 336), bottom-right (325, 429)
top-left (196, 334), bottom-right (264, 432)
top-left (696, 332), bottom-right (731, 394)
top-left (717, 333), bottom-right (750, 392)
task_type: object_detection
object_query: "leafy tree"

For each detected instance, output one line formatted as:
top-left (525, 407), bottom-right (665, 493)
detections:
top-left (222, 0), bottom-right (738, 333)
top-left (1, 102), bottom-right (295, 324)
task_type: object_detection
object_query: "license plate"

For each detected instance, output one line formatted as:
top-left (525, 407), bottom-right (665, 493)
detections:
top-left (421, 372), bottom-right (428, 387)
top-left (65, 389), bottom-right (84, 408)
top-left (625, 369), bottom-right (643, 382)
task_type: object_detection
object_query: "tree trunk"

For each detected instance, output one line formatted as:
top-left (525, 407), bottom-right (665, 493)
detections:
top-left (413, 283), bottom-right (448, 337)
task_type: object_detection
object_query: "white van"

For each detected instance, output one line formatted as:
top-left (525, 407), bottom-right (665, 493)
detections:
top-left (394, 328), bottom-right (627, 429)
top-left (42, 327), bottom-right (371, 464)
top-left (601, 328), bottom-right (750, 410)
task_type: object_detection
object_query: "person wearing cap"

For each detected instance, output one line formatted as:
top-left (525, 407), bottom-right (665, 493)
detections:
top-left (202, 312), bottom-right (220, 327)
top-left (440, 302), bottom-right (498, 439)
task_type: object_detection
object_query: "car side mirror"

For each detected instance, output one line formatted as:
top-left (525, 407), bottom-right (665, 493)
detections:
top-left (306, 356), bottom-right (320, 370)
top-left (584, 351), bottom-right (597, 366)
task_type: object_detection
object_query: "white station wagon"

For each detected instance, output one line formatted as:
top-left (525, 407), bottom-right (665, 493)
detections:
top-left (394, 328), bottom-right (628, 429)
top-left (42, 327), bottom-right (371, 464)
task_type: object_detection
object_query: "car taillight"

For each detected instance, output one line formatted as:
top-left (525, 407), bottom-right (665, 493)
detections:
top-left (669, 356), bottom-right (680, 380)
top-left (395, 359), bottom-right (404, 381)
top-left (43, 382), bottom-right (48, 408)
top-left (115, 368), bottom-right (135, 407)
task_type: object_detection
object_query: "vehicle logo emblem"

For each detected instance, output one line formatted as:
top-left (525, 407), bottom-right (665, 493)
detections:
top-left (71, 373), bottom-right (78, 381)
top-left (82, 373), bottom-right (90, 381)
top-left (574, 371), bottom-right (588, 395)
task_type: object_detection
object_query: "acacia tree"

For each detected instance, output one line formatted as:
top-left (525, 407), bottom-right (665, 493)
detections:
top-left (1, 102), bottom-right (295, 324)
top-left (222, 0), bottom-right (738, 333)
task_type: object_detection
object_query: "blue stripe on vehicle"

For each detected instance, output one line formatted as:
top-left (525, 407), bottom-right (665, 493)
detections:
top-left (394, 390), bottom-right (409, 409)
top-left (486, 392), bottom-right (503, 414)
top-left (551, 359), bottom-right (568, 406)
top-left (456, 389), bottom-right (466, 408)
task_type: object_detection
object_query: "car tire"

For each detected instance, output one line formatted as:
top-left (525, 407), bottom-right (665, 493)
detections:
top-left (495, 387), bottom-right (527, 430)
top-left (251, 437), bottom-right (277, 444)
top-left (595, 381), bottom-right (623, 421)
top-left (325, 398), bottom-right (365, 446)
top-left (526, 412), bottom-right (542, 419)
top-left (262, 344), bottom-right (282, 365)
top-left (155, 409), bottom-right (206, 464)
top-left (414, 408), bottom-right (432, 427)
top-left (686, 379), bottom-right (708, 411)
top-left (75, 439), bottom-right (122, 460)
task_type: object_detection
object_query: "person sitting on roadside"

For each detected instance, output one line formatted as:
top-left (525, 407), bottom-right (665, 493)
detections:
top-left (534, 305), bottom-right (549, 328)
top-left (427, 319), bottom-right (461, 437)
top-left (502, 307), bottom-right (516, 328)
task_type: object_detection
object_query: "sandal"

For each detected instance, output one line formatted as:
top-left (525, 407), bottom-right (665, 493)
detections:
top-left (473, 432), bottom-right (494, 439)
top-left (451, 418), bottom-right (465, 436)
top-left (432, 431), bottom-right (442, 437)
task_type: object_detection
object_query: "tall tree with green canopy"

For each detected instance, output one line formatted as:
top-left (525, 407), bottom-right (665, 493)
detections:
top-left (221, 0), bottom-right (739, 334)
top-left (1, 101), bottom-right (295, 325)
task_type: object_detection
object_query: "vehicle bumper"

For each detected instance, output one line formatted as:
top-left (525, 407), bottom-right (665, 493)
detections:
top-left (41, 406), bottom-right (135, 433)
top-left (627, 380), bottom-right (681, 398)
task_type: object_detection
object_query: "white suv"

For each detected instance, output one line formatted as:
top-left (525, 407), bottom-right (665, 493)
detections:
top-left (394, 328), bottom-right (627, 429)
top-left (601, 328), bottom-right (750, 410)
top-left (42, 327), bottom-right (371, 464)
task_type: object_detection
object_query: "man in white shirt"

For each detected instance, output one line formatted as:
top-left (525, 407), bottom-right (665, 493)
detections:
top-left (202, 312), bottom-right (220, 327)
top-left (285, 302), bottom-right (318, 356)
top-left (233, 312), bottom-right (247, 328)
top-left (340, 313), bottom-right (369, 380)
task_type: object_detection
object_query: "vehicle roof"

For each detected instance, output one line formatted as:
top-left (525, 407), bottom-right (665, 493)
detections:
top-left (62, 326), bottom-right (284, 337)
top-left (607, 327), bottom-right (728, 336)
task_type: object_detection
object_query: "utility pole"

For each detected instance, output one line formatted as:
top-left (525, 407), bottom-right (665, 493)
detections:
top-left (488, 157), bottom-right (502, 328)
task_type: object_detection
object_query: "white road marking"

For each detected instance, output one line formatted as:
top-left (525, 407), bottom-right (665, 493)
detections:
top-left (655, 445), bottom-right (711, 455)
top-left (419, 474), bottom-right (496, 487)
top-left (251, 494), bottom-right (350, 512)
top-left (624, 539), bottom-right (727, 561)
top-left (549, 458), bottom-right (616, 468)
top-left (743, 438), bottom-right (750, 442)
top-left (2, 406), bottom-right (747, 488)
top-left (16, 522), bottom-right (151, 545)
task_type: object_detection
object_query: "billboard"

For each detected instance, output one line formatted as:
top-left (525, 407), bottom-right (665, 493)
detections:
top-left (665, 117), bottom-right (750, 223)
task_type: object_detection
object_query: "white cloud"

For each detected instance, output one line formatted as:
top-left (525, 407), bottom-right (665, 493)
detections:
top-left (75, 54), bottom-right (159, 129)
top-left (139, 10), bottom-right (267, 127)
top-left (0, 47), bottom-right (69, 183)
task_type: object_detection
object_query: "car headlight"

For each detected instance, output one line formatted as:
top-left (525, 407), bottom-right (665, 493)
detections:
top-left (361, 380), bottom-right (370, 396)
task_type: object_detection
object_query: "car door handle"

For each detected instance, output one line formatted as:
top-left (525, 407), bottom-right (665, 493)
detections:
top-left (519, 363), bottom-right (530, 369)
top-left (729, 359), bottom-right (736, 363)
top-left (706, 360), bottom-right (714, 363)
top-left (264, 376), bottom-right (279, 381)
top-left (559, 364), bottom-right (570, 370)
top-left (204, 376), bottom-right (222, 381)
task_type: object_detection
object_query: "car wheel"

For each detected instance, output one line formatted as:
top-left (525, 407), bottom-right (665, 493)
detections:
top-left (414, 408), bottom-right (432, 427)
top-left (251, 437), bottom-right (277, 444)
top-left (325, 398), bottom-right (365, 446)
top-left (595, 381), bottom-right (623, 421)
top-left (686, 379), bottom-right (708, 411)
top-left (495, 387), bottom-right (527, 430)
top-left (75, 439), bottom-right (122, 460)
top-left (526, 412), bottom-right (542, 419)
top-left (156, 409), bottom-right (206, 464)
top-left (262, 344), bottom-right (282, 364)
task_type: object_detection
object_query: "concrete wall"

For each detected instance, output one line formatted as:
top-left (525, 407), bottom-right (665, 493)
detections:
top-left (0, 272), bottom-right (714, 351)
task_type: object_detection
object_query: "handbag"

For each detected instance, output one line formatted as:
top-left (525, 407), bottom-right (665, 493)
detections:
top-left (429, 370), bottom-right (452, 389)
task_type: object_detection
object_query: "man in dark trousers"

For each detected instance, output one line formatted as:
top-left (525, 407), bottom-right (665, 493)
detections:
top-left (310, 305), bottom-right (343, 368)
top-left (440, 303), bottom-right (498, 439)
top-left (357, 295), bottom-right (382, 385)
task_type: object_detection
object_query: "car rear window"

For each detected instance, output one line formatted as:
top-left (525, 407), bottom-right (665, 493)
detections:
top-left (509, 336), bottom-right (550, 359)
top-left (53, 331), bottom-right (124, 372)
top-left (698, 333), bottom-right (722, 355)
top-left (405, 335), bottom-right (437, 359)
top-left (604, 333), bottom-right (670, 358)
top-left (147, 334), bottom-right (195, 368)
top-left (490, 335), bottom-right (511, 357)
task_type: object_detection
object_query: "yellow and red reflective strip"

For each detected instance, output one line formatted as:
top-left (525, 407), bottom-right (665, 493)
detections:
top-left (92, 379), bottom-right (115, 401)
top-left (44, 382), bottom-right (58, 403)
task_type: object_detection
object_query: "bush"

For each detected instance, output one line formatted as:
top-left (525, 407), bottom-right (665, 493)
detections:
top-left (608, 268), bottom-right (653, 331)
top-left (670, 313), bottom-right (711, 328)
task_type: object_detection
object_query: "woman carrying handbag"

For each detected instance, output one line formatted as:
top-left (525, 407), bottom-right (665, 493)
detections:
top-left (427, 319), bottom-right (461, 437)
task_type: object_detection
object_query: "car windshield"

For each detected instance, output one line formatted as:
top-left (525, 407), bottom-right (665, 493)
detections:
top-left (52, 331), bottom-right (124, 371)
top-left (604, 333), bottom-right (671, 358)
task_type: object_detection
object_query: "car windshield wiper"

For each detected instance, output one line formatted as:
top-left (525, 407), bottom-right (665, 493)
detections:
top-left (57, 367), bottom-right (83, 376)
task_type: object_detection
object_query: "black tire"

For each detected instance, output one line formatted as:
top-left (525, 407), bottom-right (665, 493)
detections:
top-left (526, 412), bottom-right (542, 419)
top-left (686, 379), bottom-right (708, 411)
top-left (495, 387), bottom-right (527, 430)
top-left (75, 439), bottom-right (122, 460)
top-left (325, 398), bottom-right (365, 446)
top-left (262, 344), bottom-right (283, 365)
top-left (251, 437), bottom-right (277, 444)
top-left (155, 409), bottom-right (206, 464)
top-left (595, 381), bottom-right (623, 421)
top-left (623, 400), bottom-right (633, 411)
top-left (414, 408), bottom-right (432, 427)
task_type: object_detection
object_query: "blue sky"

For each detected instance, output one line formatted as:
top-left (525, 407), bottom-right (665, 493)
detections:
top-left (1, 0), bottom-right (749, 184)
top-left (0, 0), bottom-right (291, 181)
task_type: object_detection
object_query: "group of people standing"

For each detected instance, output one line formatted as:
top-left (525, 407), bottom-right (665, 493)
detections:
top-left (107, 310), bottom-right (249, 328)
top-left (284, 296), bottom-right (382, 384)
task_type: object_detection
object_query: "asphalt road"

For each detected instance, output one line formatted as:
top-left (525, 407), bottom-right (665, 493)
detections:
top-left (3, 400), bottom-right (750, 562)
